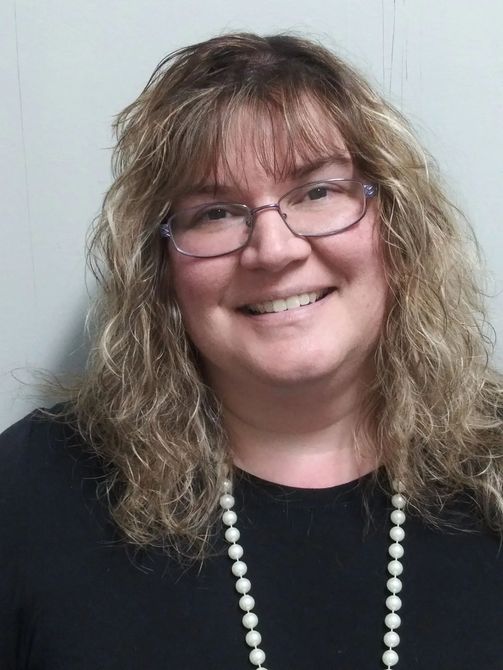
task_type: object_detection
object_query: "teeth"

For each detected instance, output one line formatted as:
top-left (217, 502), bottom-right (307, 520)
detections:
top-left (247, 290), bottom-right (329, 315)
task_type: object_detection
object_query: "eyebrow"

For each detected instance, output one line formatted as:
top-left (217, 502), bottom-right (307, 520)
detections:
top-left (188, 153), bottom-right (353, 198)
top-left (286, 154), bottom-right (353, 181)
top-left (188, 183), bottom-right (237, 198)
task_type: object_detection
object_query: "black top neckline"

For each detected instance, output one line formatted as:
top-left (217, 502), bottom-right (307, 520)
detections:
top-left (234, 465), bottom-right (384, 508)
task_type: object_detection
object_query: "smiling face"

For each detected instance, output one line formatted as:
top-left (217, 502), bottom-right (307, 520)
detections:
top-left (168, 108), bottom-right (388, 401)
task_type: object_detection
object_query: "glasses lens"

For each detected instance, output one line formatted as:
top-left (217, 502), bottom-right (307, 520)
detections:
top-left (280, 180), bottom-right (365, 235)
top-left (169, 203), bottom-right (250, 257)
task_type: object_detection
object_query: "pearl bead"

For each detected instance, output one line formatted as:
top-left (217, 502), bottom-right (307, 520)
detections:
top-left (386, 595), bottom-right (402, 611)
top-left (220, 479), bottom-right (407, 670)
top-left (222, 510), bottom-right (237, 526)
top-left (245, 630), bottom-right (262, 647)
top-left (385, 612), bottom-right (401, 629)
top-left (382, 649), bottom-right (399, 666)
top-left (384, 630), bottom-right (400, 648)
top-left (387, 559), bottom-right (403, 576)
top-left (249, 648), bottom-right (266, 665)
top-left (220, 494), bottom-right (235, 509)
top-left (391, 493), bottom-right (406, 509)
top-left (388, 542), bottom-right (404, 559)
top-left (231, 560), bottom-right (248, 577)
top-left (390, 526), bottom-right (405, 542)
top-left (228, 543), bottom-right (244, 560)
top-left (390, 509), bottom-right (405, 525)
top-left (242, 612), bottom-right (258, 629)
top-left (387, 577), bottom-right (402, 593)
top-left (239, 594), bottom-right (255, 611)
top-left (225, 527), bottom-right (240, 543)
top-left (235, 577), bottom-right (251, 594)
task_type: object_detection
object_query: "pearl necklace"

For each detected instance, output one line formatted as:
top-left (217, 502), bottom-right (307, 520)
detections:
top-left (220, 476), bottom-right (406, 669)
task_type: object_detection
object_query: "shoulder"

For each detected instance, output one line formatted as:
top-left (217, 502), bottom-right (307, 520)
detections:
top-left (0, 407), bottom-right (120, 666)
top-left (1, 403), bottom-right (92, 473)
top-left (0, 405), bottom-right (107, 525)
top-left (0, 404), bottom-right (76, 464)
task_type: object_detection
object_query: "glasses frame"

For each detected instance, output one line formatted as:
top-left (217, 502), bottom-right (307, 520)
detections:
top-left (159, 178), bottom-right (378, 259)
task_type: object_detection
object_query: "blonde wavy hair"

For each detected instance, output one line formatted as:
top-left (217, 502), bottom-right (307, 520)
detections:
top-left (57, 32), bottom-right (503, 558)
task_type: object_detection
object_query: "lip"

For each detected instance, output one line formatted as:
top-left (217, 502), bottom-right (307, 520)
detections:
top-left (238, 287), bottom-right (336, 319)
top-left (237, 286), bottom-right (336, 311)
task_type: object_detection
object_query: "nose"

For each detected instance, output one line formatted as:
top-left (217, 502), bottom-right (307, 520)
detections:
top-left (239, 204), bottom-right (312, 271)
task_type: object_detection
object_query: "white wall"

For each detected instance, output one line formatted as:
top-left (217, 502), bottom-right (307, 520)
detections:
top-left (2, 0), bottom-right (502, 431)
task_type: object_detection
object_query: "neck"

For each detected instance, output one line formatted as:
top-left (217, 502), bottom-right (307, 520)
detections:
top-left (212, 372), bottom-right (379, 488)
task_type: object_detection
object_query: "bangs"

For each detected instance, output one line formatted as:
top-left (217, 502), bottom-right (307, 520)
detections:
top-left (163, 87), bottom-right (353, 201)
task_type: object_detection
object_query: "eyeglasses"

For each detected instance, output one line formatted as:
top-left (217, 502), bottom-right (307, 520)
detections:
top-left (160, 178), bottom-right (377, 258)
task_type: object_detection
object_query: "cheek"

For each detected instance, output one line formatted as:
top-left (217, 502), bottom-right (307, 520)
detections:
top-left (168, 252), bottom-right (234, 330)
top-left (320, 223), bottom-right (388, 327)
top-left (320, 220), bottom-right (385, 284)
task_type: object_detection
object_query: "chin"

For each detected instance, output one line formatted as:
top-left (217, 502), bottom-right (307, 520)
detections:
top-left (247, 358), bottom-right (343, 389)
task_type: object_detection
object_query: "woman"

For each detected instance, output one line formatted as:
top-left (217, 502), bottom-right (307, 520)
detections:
top-left (1, 33), bottom-right (502, 670)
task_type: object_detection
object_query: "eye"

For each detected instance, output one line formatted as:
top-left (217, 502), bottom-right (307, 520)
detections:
top-left (306, 186), bottom-right (329, 201)
top-left (204, 207), bottom-right (229, 220)
top-left (192, 206), bottom-right (233, 225)
top-left (185, 204), bottom-right (245, 231)
top-left (290, 182), bottom-right (346, 205)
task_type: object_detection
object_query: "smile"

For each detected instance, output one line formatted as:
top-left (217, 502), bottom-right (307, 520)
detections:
top-left (244, 288), bottom-right (334, 315)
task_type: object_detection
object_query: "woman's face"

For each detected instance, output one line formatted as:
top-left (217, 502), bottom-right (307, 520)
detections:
top-left (168, 113), bottom-right (388, 398)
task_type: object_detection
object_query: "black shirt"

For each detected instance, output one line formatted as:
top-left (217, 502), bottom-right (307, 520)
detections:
top-left (0, 410), bottom-right (502, 669)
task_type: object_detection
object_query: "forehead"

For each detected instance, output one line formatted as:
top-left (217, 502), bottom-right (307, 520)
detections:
top-left (220, 105), bottom-right (351, 185)
top-left (172, 99), bottom-right (353, 198)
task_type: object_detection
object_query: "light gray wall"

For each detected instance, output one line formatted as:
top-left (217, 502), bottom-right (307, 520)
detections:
top-left (2, 0), bottom-right (502, 431)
